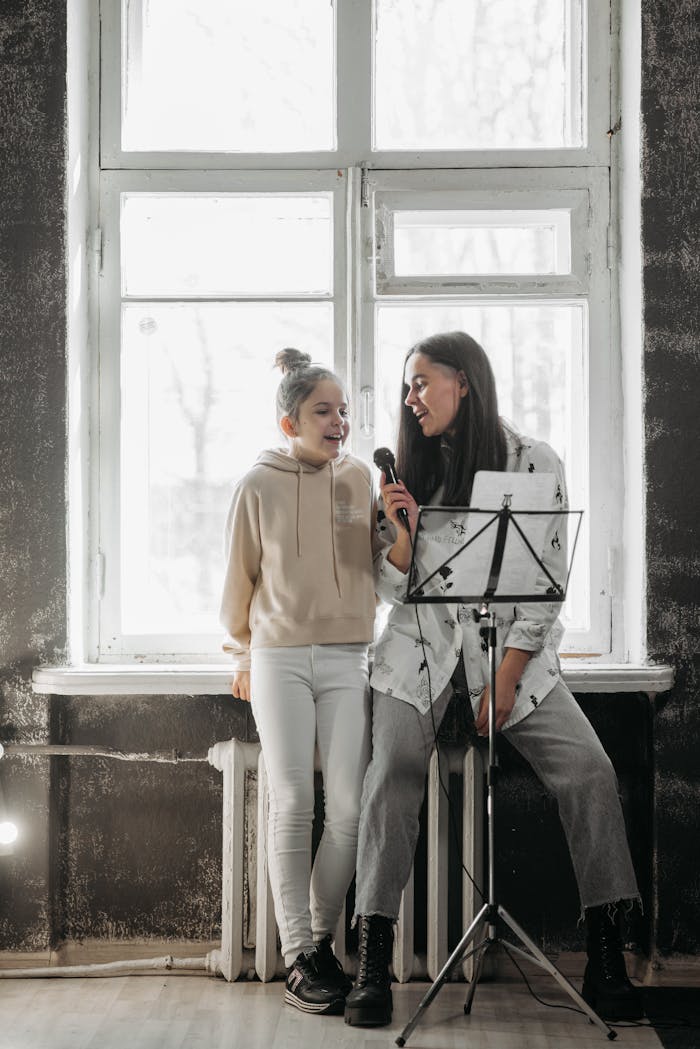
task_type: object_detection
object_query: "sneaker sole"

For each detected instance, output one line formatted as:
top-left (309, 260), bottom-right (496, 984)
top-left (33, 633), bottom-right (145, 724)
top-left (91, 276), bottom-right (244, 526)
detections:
top-left (284, 990), bottom-right (345, 1015)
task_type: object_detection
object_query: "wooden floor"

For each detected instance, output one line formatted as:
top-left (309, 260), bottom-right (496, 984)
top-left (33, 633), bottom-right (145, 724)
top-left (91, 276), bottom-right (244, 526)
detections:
top-left (1, 975), bottom-right (663, 1049)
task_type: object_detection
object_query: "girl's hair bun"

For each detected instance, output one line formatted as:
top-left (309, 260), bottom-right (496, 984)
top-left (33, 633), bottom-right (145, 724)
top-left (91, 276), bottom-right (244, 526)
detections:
top-left (274, 347), bottom-right (313, 375)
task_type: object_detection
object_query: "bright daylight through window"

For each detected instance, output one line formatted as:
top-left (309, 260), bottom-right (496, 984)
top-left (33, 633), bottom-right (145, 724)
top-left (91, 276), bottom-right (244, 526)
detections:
top-left (94, 0), bottom-right (615, 661)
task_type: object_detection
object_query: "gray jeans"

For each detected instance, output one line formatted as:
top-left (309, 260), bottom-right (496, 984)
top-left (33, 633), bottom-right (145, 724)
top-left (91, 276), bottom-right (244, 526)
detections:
top-left (353, 679), bottom-right (640, 920)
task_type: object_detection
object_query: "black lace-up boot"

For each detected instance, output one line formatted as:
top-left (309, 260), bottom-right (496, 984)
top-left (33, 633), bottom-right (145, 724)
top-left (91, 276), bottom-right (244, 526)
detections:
top-left (344, 915), bottom-right (394, 1027)
top-left (314, 933), bottom-right (352, 995)
top-left (582, 904), bottom-right (644, 1021)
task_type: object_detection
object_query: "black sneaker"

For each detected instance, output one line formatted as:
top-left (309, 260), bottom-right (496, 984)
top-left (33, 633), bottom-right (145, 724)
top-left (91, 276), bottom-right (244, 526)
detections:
top-left (314, 934), bottom-right (352, 995)
top-left (285, 948), bottom-right (346, 1015)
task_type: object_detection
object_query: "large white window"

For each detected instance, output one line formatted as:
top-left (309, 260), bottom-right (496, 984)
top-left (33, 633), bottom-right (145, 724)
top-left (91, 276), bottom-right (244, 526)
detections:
top-left (91, 0), bottom-right (617, 662)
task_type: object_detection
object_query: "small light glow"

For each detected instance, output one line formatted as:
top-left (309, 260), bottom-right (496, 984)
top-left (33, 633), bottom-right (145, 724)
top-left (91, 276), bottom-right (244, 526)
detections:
top-left (0, 742), bottom-right (4, 758)
top-left (0, 822), bottom-right (18, 845)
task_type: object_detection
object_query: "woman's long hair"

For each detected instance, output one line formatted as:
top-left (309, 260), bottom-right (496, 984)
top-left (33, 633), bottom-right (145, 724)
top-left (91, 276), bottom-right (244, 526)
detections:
top-left (395, 332), bottom-right (507, 506)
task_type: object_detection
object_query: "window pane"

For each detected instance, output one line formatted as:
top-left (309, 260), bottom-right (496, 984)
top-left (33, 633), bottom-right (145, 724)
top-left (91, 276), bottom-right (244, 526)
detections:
top-left (122, 0), bottom-right (335, 152)
top-left (393, 210), bottom-right (572, 276)
top-left (122, 194), bottom-right (333, 297)
top-left (374, 0), bottom-right (584, 150)
top-left (120, 302), bottom-right (333, 635)
top-left (374, 303), bottom-right (587, 631)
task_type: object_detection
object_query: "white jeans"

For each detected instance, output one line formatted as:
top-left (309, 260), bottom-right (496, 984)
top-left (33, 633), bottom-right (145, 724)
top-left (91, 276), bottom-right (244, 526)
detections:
top-left (250, 643), bottom-right (371, 966)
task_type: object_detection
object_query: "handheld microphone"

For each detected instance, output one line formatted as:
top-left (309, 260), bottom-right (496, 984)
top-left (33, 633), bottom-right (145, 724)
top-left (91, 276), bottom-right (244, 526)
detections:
top-left (373, 447), bottom-right (411, 533)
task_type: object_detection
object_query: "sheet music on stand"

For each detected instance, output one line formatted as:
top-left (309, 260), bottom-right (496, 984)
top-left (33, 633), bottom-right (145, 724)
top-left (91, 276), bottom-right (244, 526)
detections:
top-left (406, 471), bottom-right (581, 605)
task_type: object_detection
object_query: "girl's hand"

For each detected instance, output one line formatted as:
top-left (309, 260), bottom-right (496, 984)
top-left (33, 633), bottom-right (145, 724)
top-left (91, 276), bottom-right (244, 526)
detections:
top-left (231, 671), bottom-right (251, 703)
top-left (381, 476), bottom-right (420, 534)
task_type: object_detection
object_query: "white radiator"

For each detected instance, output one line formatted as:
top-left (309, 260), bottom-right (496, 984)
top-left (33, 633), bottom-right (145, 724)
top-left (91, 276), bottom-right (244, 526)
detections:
top-left (208, 740), bottom-right (484, 983)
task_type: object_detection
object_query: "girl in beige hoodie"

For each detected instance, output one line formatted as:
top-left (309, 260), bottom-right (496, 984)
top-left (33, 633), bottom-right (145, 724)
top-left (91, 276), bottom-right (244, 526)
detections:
top-left (220, 349), bottom-right (376, 1015)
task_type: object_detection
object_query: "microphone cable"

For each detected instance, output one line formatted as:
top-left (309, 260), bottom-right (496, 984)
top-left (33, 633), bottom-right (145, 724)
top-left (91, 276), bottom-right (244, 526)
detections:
top-left (413, 601), bottom-right (485, 906)
top-left (374, 449), bottom-right (484, 902)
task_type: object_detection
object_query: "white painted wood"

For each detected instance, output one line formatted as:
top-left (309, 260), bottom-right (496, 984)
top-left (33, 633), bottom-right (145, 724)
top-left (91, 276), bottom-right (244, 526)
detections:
top-left (255, 754), bottom-right (278, 983)
top-left (207, 741), bottom-right (259, 982)
top-left (616, 0), bottom-right (647, 667)
top-left (372, 172), bottom-right (596, 296)
top-left (209, 740), bottom-right (242, 981)
top-left (30, 662), bottom-right (675, 696)
top-left (364, 165), bottom-right (614, 658)
top-left (32, 664), bottom-right (235, 694)
top-left (95, 169), bottom-right (345, 661)
top-left (427, 749), bottom-right (449, 981)
top-left (100, 0), bottom-right (611, 171)
top-left (94, 0), bottom-right (622, 663)
top-left (393, 867), bottom-right (414, 984)
top-left (336, 0), bottom-right (371, 162)
top-left (353, 166), bottom-right (378, 469)
top-left (333, 170), bottom-right (350, 387)
top-left (66, 0), bottom-right (98, 667)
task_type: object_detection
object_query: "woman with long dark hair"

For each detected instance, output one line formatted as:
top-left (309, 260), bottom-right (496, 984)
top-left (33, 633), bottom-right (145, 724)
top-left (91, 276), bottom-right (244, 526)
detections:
top-left (344, 332), bottom-right (642, 1028)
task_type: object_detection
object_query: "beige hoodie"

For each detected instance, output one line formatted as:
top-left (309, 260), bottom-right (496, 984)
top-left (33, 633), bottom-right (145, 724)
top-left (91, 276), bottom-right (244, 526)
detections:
top-left (220, 449), bottom-right (377, 670)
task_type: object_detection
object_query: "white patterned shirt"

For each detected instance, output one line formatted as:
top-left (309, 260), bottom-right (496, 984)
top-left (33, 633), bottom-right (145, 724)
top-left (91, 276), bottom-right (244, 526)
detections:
top-left (370, 424), bottom-right (568, 729)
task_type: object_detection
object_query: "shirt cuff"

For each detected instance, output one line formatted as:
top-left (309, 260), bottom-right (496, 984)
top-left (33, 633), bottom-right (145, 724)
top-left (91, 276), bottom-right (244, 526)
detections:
top-left (503, 620), bottom-right (547, 652)
top-left (377, 554), bottom-right (410, 598)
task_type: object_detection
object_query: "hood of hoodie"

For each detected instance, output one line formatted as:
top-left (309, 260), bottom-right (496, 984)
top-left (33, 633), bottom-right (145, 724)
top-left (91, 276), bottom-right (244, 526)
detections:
top-left (253, 446), bottom-right (345, 594)
top-left (255, 447), bottom-right (346, 473)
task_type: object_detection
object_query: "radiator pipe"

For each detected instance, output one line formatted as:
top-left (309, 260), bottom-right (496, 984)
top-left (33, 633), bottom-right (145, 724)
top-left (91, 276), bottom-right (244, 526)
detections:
top-left (0, 953), bottom-right (220, 979)
top-left (0, 744), bottom-right (208, 763)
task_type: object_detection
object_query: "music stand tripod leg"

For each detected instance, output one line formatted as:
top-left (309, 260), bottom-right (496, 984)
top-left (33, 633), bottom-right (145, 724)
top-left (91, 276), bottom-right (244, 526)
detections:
top-left (497, 906), bottom-right (617, 1040)
top-left (395, 902), bottom-right (489, 1048)
top-left (463, 930), bottom-right (489, 1015)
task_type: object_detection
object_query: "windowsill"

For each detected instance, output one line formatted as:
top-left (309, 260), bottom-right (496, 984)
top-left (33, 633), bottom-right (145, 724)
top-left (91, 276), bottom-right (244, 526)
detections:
top-left (32, 662), bottom-right (675, 697)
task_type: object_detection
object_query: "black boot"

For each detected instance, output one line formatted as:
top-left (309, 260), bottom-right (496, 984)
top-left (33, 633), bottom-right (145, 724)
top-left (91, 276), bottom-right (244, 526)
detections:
top-left (344, 915), bottom-right (394, 1027)
top-left (582, 904), bottom-right (644, 1021)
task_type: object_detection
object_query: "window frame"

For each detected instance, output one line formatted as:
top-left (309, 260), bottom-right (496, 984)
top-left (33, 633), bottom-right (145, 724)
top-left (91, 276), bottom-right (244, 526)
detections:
top-left (353, 167), bottom-right (614, 656)
top-left (101, 0), bottom-right (612, 172)
top-left (95, 169), bottom-right (350, 661)
top-left (90, 0), bottom-right (620, 663)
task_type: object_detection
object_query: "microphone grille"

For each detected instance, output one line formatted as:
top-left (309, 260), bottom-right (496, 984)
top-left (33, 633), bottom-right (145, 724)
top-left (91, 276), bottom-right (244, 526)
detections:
top-left (373, 447), bottom-right (395, 470)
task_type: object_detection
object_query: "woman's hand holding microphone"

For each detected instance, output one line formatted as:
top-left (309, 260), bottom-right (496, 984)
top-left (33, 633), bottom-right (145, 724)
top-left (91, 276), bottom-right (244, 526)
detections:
top-left (380, 476), bottom-right (420, 574)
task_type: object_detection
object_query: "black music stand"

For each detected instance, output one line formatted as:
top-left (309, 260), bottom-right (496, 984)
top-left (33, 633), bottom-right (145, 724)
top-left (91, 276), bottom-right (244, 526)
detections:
top-left (394, 493), bottom-right (617, 1045)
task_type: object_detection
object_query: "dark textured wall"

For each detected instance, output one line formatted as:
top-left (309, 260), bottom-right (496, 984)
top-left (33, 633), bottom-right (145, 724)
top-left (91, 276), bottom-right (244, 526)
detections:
top-left (641, 0), bottom-right (700, 956)
top-left (49, 696), bottom-right (254, 944)
top-left (0, 0), bottom-right (68, 950)
top-left (0, 2), bottom-right (698, 963)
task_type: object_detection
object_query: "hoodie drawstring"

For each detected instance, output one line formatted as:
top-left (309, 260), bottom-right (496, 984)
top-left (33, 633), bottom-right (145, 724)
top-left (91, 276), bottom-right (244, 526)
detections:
top-left (330, 462), bottom-right (342, 598)
top-left (296, 463), bottom-right (302, 557)
top-left (291, 454), bottom-right (342, 596)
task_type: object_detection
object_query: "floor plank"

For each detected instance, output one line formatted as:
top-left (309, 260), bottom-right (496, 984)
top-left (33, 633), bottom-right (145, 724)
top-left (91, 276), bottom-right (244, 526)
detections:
top-left (0, 976), bottom-right (663, 1049)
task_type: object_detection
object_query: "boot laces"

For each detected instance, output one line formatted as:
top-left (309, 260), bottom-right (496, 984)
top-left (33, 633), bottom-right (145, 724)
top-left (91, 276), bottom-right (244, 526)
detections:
top-left (596, 920), bottom-right (627, 983)
top-left (356, 919), bottom-right (392, 987)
